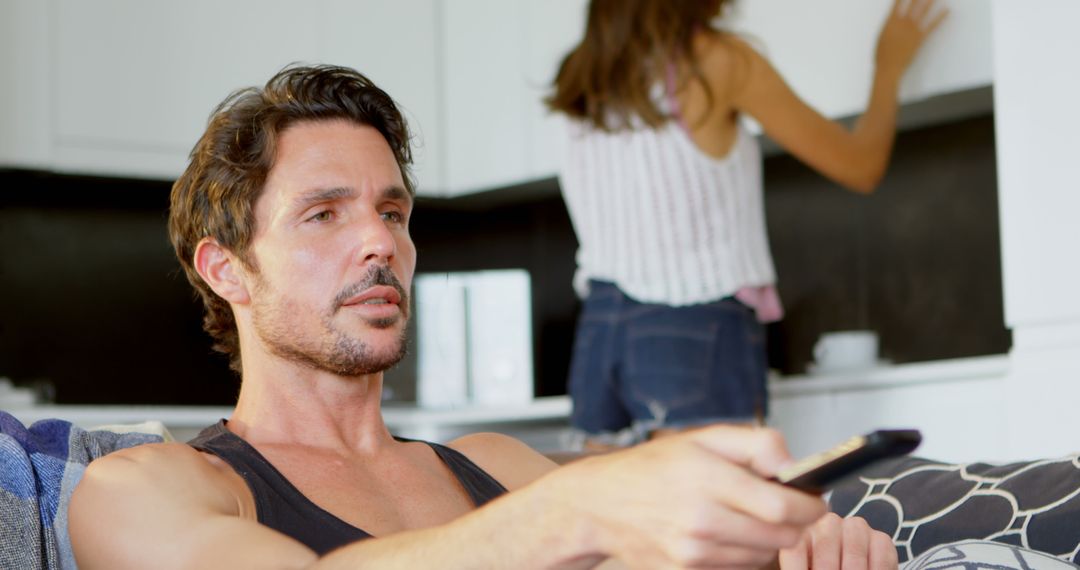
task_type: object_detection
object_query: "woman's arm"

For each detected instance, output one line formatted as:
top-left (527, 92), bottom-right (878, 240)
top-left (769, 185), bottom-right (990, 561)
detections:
top-left (727, 0), bottom-right (948, 193)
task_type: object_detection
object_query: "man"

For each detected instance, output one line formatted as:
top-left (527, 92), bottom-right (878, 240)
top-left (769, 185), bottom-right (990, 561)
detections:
top-left (69, 64), bottom-right (896, 569)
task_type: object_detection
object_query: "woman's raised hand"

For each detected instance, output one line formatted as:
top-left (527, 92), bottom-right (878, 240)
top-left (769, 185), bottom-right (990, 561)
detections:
top-left (875, 0), bottom-right (950, 78)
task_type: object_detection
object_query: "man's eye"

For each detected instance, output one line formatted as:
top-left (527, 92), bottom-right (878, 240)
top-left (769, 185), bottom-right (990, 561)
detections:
top-left (381, 211), bottom-right (404, 224)
top-left (310, 210), bottom-right (333, 222)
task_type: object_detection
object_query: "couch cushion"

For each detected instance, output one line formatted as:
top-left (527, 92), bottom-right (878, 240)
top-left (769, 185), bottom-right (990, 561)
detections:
top-left (905, 540), bottom-right (1080, 570)
top-left (829, 455), bottom-right (1080, 565)
top-left (0, 412), bottom-right (166, 570)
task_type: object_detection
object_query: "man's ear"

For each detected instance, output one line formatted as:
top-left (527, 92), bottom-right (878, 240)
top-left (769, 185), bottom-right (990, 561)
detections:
top-left (193, 238), bottom-right (251, 305)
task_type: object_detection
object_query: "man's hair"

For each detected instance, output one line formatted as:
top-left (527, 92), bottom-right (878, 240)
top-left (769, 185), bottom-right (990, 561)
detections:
top-left (168, 63), bottom-right (414, 373)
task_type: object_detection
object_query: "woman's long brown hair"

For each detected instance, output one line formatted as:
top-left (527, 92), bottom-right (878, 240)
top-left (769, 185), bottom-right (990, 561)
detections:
top-left (546, 0), bottom-right (731, 132)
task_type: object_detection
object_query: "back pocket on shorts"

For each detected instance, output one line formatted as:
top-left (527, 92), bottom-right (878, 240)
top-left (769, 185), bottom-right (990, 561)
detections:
top-left (624, 325), bottom-right (715, 408)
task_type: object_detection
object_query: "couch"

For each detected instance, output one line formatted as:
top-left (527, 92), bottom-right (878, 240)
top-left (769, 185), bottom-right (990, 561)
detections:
top-left (829, 454), bottom-right (1080, 568)
top-left (4, 409), bottom-right (1079, 569)
top-left (0, 411), bottom-right (168, 570)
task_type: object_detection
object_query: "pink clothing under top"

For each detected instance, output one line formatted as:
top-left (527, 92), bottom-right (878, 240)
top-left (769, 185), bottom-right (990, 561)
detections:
top-left (666, 65), bottom-right (783, 324)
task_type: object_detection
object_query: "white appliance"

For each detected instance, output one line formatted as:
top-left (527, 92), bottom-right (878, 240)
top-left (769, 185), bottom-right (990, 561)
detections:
top-left (415, 269), bottom-right (534, 409)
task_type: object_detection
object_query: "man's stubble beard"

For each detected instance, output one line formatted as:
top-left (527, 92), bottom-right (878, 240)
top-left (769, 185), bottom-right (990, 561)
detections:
top-left (250, 268), bottom-right (410, 377)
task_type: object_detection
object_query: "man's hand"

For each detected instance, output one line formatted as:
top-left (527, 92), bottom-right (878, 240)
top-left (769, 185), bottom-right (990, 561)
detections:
top-left (779, 512), bottom-right (899, 570)
top-left (539, 425), bottom-right (829, 569)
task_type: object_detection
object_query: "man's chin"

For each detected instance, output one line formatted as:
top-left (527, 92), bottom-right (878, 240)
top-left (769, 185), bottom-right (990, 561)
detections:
top-left (341, 331), bottom-right (408, 375)
top-left (351, 345), bottom-right (407, 376)
top-left (367, 316), bottom-right (402, 330)
top-left (316, 318), bottom-right (408, 375)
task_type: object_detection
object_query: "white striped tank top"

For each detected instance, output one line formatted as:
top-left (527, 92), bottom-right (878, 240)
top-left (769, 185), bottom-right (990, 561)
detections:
top-left (558, 116), bottom-right (777, 307)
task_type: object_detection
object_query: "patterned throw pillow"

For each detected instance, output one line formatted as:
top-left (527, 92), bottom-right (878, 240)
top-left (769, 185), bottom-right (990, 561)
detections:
top-left (828, 455), bottom-right (1080, 565)
top-left (906, 541), bottom-right (1080, 570)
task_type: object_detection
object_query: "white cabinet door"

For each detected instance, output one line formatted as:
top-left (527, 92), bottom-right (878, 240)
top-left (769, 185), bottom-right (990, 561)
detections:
top-left (729, 0), bottom-right (992, 120)
top-left (771, 378), bottom-right (1007, 465)
top-left (316, 0), bottom-right (443, 197)
top-left (53, 0), bottom-right (323, 179)
top-left (900, 0), bottom-right (992, 101)
top-left (522, 0), bottom-right (588, 181)
top-left (769, 392), bottom-right (840, 458)
top-left (440, 0), bottom-right (531, 196)
top-left (826, 381), bottom-right (1006, 463)
top-left (0, 0), bottom-right (51, 170)
top-left (51, 0), bottom-right (444, 193)
top-left (438, 0), bottom-right (587, 195)
top-left (44, 0), bottom-right (567, 194)
top-left (994, 0), bottom-right (1080, 329)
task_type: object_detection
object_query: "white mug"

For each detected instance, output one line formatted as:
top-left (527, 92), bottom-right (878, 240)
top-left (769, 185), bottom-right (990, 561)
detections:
top-left (812, 330), bottom-right (879, 372)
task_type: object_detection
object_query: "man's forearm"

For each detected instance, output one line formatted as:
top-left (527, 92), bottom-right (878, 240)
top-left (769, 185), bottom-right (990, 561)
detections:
top-left (309, 426), bottom-right (832, 569)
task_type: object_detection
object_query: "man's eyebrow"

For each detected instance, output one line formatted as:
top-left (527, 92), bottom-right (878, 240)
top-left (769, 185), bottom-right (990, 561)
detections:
top-left (293, 186), bottom-right (356, 209)
top-left (382, 185), bottom-right (413, 207)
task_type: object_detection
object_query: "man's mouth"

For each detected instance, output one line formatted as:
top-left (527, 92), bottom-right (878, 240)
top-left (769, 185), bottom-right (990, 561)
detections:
top-left (342, 285), bottom-right (403, 308)
top-left (333, 265), bottom-right (410, 320)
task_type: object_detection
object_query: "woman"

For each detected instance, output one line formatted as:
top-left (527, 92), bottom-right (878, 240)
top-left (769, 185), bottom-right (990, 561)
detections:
top-left (548, 0), bottom-right (946, 448)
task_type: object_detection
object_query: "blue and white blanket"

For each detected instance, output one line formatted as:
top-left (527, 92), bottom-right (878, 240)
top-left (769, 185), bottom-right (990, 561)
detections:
top-left (0, 410), bottom-right (164, 570)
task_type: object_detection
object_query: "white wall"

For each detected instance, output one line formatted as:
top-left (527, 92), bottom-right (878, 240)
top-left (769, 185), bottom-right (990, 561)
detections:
top-left (993, 0), bottom-right (1080, 459)
top-left (0, 0), bottom-right (50, 169)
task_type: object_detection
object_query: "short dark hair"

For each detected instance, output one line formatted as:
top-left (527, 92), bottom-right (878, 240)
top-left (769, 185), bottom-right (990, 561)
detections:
top-left (168, 63), bottom-right (414, 373)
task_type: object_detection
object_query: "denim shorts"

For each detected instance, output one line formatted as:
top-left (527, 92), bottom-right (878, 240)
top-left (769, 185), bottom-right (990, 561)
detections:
top-left (567, 280), bottom-right (768, 443)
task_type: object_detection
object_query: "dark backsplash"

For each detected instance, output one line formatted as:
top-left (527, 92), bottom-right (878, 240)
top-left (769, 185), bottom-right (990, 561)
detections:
top-left (0, 114), bottom-right (1009, 405)
top-left (763, 114), bottom-right (1009, 371)
top-left (0, 174), bottom-right (240, 405)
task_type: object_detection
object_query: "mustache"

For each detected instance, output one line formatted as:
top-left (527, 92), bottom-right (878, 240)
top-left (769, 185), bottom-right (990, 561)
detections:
top-left (332, 265), bottom-right (409, 314)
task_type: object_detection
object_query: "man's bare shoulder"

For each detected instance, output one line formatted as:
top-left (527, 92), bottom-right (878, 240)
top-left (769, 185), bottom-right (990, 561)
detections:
top-left (75, 441), bottom-right (242, 516)
top-left (70, 442), bottom-right (313, 570)
top-left (447, 432), bottom-right (559, 491)
top-left (90, 440), bottom-right (210, 468)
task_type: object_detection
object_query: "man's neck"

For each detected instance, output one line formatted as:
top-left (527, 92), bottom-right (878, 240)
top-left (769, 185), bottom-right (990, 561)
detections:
top-left (228, 352), bottom-right (393, 453)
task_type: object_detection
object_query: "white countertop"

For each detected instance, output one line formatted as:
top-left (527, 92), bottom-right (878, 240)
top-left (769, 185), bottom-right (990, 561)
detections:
top-left (5, 398), bottom-right (574, 432)
top-left (4, 354), bottom-right (1010, 431)
top-left (769, 354), bottom-right (1009, 397)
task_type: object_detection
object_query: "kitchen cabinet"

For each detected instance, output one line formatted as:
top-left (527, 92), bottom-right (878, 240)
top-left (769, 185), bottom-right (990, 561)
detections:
top-left (0, 0), bottom-right (585, 195)
top-left (728, 0), bottom-right (992, 120)
top-left (315, 0), bottom-right (442, 195)
top-left (0, 0), bottom-right (51, 170)
top-left (52, 0), bottom-right (319, 180)
top-left (0, 0), bottom-right (990, 195)
top-left (993, 0), bottom-right (1080, 329)
top-left (769, 355), bottom-right (1010, 463)
top-left (438, 0), bottom-right (586, 196)
top-left (522, 0), bottom-right (589, 183)
top-left (47, 0), bottom-right (442, 186)
top-left (448, 0), bottom-right (991, 193)
top-left (992, 0), bottom-right (1080, 460)
top-left (0, 0), bottom-right (578, 196)
top-left (440, 0), bottom-right (530, 196)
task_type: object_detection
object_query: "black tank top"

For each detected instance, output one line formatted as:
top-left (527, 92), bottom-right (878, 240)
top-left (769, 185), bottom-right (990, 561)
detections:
top-left (188, 420), bottom-right (508, 555)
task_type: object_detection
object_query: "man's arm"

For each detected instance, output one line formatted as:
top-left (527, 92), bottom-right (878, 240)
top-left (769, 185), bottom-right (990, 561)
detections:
top-left (71, 426), bottom-right (829, 569)
top-left (69, 443), bottom-right (321, 569)
top-left (320, 426), bottom-right (828, 569)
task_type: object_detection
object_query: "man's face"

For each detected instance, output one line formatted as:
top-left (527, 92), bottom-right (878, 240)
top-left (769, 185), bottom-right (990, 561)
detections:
top-left (244, 119), bottom-right (416, 376)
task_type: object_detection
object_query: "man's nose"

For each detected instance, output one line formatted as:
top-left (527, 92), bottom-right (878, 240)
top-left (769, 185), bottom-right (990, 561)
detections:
top-left (355, 212), bottom-right (396, 263)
